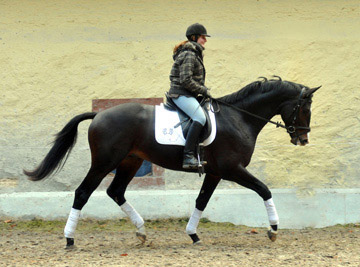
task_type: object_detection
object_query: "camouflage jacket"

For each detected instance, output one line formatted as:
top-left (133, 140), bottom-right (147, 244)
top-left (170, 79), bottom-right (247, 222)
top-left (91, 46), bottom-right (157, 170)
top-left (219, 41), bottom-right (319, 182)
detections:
top-left (168, 41), bottom-right (208, 98)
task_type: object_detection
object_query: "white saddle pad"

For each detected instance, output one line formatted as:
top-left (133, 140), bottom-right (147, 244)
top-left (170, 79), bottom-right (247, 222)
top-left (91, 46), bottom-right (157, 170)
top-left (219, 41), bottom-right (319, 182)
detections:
top-left (155, 103), bottom-right (217, 146)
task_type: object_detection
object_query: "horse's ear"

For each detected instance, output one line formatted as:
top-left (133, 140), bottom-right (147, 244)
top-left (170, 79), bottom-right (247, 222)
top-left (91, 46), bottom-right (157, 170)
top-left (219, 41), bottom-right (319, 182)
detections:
top-left (304, 86), bottom-right (321, 98)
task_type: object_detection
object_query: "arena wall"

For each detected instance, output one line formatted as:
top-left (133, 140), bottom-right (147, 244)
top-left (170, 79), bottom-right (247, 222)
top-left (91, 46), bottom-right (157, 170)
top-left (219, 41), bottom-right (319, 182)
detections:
top-left (1, 0), bottom-right (359, 225)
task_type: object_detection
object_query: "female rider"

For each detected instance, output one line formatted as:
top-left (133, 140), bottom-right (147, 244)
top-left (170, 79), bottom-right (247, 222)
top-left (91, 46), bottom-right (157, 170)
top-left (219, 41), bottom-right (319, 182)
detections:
top-left (168, 23), bottom-right (211, 169)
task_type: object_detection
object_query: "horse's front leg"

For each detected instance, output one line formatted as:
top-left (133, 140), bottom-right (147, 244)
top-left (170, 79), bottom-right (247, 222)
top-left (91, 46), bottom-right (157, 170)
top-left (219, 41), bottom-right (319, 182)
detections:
top-left (186, 174), bottom-right (221, 244)
top-left (224, 166), bottom-right (279, 242)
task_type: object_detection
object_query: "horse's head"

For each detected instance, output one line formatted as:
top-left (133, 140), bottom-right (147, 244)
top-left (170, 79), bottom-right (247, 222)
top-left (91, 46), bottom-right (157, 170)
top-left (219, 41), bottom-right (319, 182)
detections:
top-left (280, 86), bottom-right (321, 146)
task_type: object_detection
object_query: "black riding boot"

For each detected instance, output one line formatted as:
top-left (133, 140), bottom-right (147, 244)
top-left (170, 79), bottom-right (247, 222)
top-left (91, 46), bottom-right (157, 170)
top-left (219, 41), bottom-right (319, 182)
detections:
top-left (183, 121), bottom-right (203, 169)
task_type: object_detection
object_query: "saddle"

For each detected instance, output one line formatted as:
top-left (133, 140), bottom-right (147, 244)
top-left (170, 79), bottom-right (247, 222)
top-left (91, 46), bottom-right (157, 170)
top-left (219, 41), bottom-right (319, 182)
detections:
top-left (163, 94), bottom-right (212, 142)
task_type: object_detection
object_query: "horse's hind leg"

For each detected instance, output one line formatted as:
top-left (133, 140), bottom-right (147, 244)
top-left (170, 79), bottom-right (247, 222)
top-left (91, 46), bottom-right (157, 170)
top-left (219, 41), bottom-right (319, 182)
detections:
top-left (64, 152), bottom-right (126, 248)
top-left (106, 156), bottom-right (146, 243)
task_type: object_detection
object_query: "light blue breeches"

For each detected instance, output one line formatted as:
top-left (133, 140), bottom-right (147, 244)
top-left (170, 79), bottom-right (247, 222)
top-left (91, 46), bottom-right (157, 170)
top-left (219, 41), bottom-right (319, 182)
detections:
top-left (173, 96), bottom-right (206, 126)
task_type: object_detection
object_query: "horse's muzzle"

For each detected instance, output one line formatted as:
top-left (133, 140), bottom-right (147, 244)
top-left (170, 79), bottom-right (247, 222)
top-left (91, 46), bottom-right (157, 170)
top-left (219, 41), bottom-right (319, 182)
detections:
top-left (291, 133), bottom-right (309, 146)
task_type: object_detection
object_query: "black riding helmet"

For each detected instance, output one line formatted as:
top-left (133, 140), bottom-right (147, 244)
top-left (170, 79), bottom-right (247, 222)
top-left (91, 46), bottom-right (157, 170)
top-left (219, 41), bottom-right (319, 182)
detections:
top-left (186, 23), bottom-right (211, 41)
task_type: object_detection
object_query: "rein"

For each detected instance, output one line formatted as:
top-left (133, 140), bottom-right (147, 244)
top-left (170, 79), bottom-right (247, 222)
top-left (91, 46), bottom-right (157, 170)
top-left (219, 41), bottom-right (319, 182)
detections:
top-left (209, 88), bottom-right (309, 134)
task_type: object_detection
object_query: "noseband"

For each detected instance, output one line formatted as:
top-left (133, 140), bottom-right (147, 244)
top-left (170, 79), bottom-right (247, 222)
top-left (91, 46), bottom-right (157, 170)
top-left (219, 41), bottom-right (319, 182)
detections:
top-left (210, 87), bottom-right (310, 135)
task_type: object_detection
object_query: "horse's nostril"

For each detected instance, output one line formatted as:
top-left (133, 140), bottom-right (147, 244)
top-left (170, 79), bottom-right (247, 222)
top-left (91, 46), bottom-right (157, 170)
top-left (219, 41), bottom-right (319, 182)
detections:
top-left (300, 139), bottom-right (308, 145)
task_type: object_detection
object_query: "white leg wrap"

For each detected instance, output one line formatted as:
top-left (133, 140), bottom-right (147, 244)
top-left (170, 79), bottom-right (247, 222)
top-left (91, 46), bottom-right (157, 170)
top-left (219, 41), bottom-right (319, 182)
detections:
top-left (121, 202), bottom-right (144, 229)
top-left (264, 198), bottom-right (279, 225)
top-left (64, 208), bottom-right (81, 238)
top-left (186, 208), bottom-right (203, 235)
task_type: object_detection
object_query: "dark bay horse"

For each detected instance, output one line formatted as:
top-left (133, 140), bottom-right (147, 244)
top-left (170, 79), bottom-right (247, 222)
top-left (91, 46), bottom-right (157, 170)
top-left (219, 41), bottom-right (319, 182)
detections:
top-left (24, 77), bottom-right (320, 247)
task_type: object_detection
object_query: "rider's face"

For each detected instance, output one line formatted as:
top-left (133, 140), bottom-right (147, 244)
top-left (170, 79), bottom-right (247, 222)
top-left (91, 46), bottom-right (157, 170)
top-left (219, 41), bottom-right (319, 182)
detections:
top-left (197, 35), bottom-right (207, 47)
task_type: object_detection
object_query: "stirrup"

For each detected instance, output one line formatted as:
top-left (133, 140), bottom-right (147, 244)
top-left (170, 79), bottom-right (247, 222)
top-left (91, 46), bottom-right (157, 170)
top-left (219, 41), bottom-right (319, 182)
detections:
top-left (196, 152), bottom-right (207, 176)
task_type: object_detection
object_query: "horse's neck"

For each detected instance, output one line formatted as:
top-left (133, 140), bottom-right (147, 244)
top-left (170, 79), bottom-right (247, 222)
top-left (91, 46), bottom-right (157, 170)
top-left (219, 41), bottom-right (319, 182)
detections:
top-left (238, 93), bottom-right (284, 133)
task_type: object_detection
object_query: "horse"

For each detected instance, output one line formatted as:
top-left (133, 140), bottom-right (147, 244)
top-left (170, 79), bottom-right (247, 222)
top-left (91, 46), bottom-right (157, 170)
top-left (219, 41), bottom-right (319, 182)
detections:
top-left (24, 76), bottom-right (320, 248)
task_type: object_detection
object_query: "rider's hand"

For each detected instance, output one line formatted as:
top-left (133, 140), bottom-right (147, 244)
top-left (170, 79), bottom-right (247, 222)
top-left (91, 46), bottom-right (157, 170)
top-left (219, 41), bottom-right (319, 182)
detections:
top-left (204, 90), bottom-right (212, 98)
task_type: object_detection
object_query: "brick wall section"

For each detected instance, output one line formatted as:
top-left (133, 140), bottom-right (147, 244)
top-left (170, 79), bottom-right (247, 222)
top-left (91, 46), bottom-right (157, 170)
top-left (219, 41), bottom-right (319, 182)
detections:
top-left (93, 98), bottom-right (165, 190)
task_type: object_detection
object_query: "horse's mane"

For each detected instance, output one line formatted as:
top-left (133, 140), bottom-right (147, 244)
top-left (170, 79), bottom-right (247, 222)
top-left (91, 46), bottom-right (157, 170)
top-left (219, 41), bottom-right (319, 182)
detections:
top-left (218, 76), bottom-right (301, 104)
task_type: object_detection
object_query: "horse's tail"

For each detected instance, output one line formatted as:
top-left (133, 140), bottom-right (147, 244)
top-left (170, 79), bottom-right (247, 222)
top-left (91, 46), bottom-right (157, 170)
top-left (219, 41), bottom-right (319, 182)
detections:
top-left (24, 112), bottom-right (97, 181)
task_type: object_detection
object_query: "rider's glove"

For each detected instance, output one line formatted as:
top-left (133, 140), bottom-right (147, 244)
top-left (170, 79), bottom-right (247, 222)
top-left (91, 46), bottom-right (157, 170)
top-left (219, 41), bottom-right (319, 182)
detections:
top-left (202, 88), bottom-right (212, 98)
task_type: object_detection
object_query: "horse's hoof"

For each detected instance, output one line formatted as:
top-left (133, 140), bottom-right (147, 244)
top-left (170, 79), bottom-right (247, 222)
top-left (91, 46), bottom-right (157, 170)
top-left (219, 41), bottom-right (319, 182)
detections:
top-left (189, 233), bottom-right (201, 244)
top-left (66, 238), bottom-right (74, 246)
top-left (267, 229), bottom-right (278, 242)
top-left (65, 238), bottom-right (76, 250)
top-left (136, 225), bottom-right (146, 244)
top-left (193, 240), bottom-right (203, 245)
top-left (136, 232), bottom-right (146, 243)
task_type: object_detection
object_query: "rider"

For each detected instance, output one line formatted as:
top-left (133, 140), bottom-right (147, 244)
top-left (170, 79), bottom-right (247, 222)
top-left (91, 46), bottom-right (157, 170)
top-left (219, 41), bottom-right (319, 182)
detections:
top-left (168, 23), bottom-right (212, 169)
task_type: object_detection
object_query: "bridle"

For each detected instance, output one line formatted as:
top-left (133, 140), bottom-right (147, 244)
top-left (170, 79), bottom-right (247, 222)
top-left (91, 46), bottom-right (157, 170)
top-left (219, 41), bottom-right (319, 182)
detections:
top-left (209, 87), bottom-right (311, 135)
top-left (285, 88), bottom-right (311, 134)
